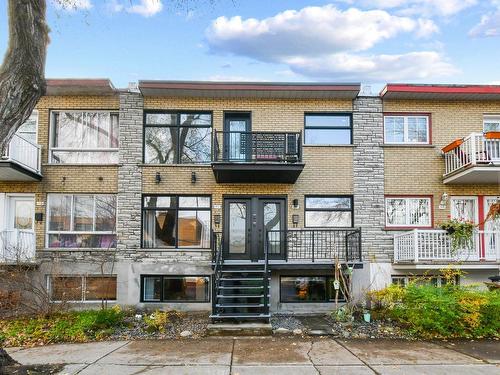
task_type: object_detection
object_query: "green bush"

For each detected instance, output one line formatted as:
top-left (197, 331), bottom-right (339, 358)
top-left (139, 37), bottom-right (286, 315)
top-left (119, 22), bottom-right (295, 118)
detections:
top-left (370, 283), bottom-right (500, 339)
top-left (0, 306), bottom-right (125, 346)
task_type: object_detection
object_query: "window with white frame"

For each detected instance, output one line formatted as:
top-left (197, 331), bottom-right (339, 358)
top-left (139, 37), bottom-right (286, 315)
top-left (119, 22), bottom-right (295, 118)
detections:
top-left (47, 194), bottom-right (117, 248)
top-left (483, 115), bottom-right (500, 132)
top-left (49, 111), bottom-right (119, 164)
top-left (385, 197), bottom-right (432, 227)
top-left (384, 115), bottom-right (430, 144)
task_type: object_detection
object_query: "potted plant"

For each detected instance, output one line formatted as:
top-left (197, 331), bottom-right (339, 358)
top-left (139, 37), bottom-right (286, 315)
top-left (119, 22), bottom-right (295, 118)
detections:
top-left (439, 217), bottom-right (476, 251)
top-left (485, 131), bottom-right (500, 139)
top-left (441, 138), bottom-right (464, 153)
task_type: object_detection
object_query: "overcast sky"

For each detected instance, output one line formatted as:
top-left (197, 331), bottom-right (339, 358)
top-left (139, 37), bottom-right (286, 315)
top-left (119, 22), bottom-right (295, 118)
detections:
top-left (1, 0), bottom-right (500, 88)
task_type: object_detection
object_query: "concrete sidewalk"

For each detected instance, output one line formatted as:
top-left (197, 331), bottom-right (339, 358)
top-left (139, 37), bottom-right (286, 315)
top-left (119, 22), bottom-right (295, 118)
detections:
top-left (6, 338), bottom-right (500, 375)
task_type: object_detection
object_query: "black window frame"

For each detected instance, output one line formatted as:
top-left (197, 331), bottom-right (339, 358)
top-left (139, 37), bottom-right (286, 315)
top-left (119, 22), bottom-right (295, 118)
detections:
top-left (279, 275), bottom-right (347, 303)
top-left (304, 112), bottom-right (353, 145)
top-left (141, 194), bottom-right (212, 249)
top-left (140, 274), bottom-right (211, 303)
top-left (304, 195), bottom-right (354, 228)
top-left (143, 110), bottom-right (213, 164)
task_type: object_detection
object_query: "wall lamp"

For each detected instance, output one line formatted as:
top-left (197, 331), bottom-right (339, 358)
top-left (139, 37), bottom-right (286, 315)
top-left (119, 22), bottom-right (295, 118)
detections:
top-left (292, 199), bottom-right (299, 209)
top-left (191, 171), bottom-right (197, 184)
top-left (292, 214), bottom-right (300, 227)
top-left (439, 192), bottom-right (448, 210)
top-left (155, 172), bottom-right (162, 184)
top-left (214, 214), bottom-right (221, 228)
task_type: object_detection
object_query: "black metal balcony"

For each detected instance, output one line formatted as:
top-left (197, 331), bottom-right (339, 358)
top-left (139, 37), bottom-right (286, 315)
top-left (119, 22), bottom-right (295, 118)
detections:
top-left (211, 130), bottom-right (305, 183)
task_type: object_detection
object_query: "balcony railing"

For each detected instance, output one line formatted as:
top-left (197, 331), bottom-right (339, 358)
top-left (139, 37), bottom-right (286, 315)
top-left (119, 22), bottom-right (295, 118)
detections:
top-left (443, 132), bottom-right (500, 176)
top-left (0, 229), bottom-right (36, 263)
top-left (2, 134), bottom-right (42, 174)
top-left (394, 229), bottom-right (500, 263)
top-left (267, 228), bottom-right (362, 263)
top-left (213, 130), bottom-right (302, 163)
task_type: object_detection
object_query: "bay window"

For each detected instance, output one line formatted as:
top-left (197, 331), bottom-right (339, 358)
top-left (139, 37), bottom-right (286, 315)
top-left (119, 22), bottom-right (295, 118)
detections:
top-left (144, 112), bottom-right (212, 164)
top-left (47, 194), bottom-right (116, 248)
top-left (142, 195), bottom-right (211, 248)
top-left (384, 115), bottom-right (430, 144)
top-left (50, 111), bottom-right (119, 163)
top-left (305, 196), bottom-right (353, 227)
top-left (385, 196), bottom-right (432, 227)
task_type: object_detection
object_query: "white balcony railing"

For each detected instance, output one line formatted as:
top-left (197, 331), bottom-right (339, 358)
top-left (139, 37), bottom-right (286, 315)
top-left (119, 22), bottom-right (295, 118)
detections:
top-left (444, 132), bottom-right (500, 176)
top-left (2, 134), bottom-right (42, 174)
top-left (0, 229), bottom-right (36, 263)
top-left (394, 229), bottom-right (500, 263)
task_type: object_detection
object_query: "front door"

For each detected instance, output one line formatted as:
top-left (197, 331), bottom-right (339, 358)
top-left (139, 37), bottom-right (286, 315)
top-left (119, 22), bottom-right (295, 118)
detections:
top-left (223, 197), bottom-right (285, 261)
top-left (4, 195), bottom-right (35, 256)
top-left (224, 113), bottom-right (251, 161)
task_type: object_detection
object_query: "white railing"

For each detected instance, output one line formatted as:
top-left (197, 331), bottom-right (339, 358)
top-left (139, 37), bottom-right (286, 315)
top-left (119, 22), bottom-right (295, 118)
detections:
top-left (0, 229), bottom-right (36, 263)
top-left (3, 134), bottom-right (41, 173)
top-left (394, 229), bottom-right (500, 263)
top-left (444, 132), bottom-right (500, 176)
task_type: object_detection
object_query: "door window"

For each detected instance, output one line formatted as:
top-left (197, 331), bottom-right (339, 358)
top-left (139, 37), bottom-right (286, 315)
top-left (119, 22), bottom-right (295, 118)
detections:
top-left (450, 197), bottom-right (478, 224)
top-left (8, 197), bottom-right (34, 231)
top-left (228, 202), bottom-right (247, 254)
top-left (263, 202), bottom-right (281, 255)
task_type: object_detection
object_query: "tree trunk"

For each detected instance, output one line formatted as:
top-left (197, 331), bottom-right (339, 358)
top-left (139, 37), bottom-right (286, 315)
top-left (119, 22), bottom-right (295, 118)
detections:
top-left (0, 347), bottom-right (18, 367)
top-left (0, 0), bottom-right (49, 154)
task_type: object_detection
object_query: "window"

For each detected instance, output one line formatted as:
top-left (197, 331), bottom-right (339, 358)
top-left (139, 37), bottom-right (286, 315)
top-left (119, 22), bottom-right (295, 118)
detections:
top-left (142, 196), bottom-right (211, 248)
top-left (483, 115), bottom-right (500, 132)
top-left (305, 196), bottom-right (353, 227)
top-left (280, 276), bottom-right (345, 302)
top-left (384, 115), bottom-right (430, 144)
top-left (50, 111), bottom-right (119, 163)
top-left (385, 197), bottom-right (432, 227)
top-left (144, 112), bottom-right (212, 164)
top-left (47, 194), bottom-right (117, 248)
top-left (48, 275), bottom-right (117, 302)
top-left (304, 113), bottom-right (352, 145)
top-left (391, 275), bottom-right (459, 287)
top-left (16, 111), bottom-right (38, 144)
top-left (141, 275), bottom-right (210, 302)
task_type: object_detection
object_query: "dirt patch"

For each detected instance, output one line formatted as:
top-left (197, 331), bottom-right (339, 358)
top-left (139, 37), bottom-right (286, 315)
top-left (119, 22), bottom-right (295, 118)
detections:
top-left (0, 364), bottom-right (63, 375)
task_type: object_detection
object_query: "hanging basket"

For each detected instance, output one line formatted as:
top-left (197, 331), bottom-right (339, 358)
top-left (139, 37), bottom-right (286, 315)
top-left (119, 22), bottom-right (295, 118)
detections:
top-left (485, 131), bottom-right (500, 139)
top-left (442, 139), bottom-right (463, 153)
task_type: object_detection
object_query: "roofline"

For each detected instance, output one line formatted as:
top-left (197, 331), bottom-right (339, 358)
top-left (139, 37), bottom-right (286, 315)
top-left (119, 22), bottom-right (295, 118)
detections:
top-left (380, 83), bottom-right (500, 97)
top-left (45, 78), bottom-right (116, 96)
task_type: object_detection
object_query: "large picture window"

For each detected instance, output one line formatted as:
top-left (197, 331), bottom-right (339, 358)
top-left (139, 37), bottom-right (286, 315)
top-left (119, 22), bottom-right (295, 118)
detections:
top-left (142, 195), bottom-right (211, 248)
top-left (47, 194), bottom-right (117, 248)
top-left (144, 112), bottom-right (212, 164)
top-left (304, 113), bottom-right (352, 145)
top-left (305, 196), bottom-right (353, 227)
top-left (280, 276), bottom-right (345, 302)
top-left (141, 275), bottom-right (210, 302)
top-left (50, 111), bottom-right (119, 163)
top-left (48, 275), bottom-right (117, 302)
top-left (384, 115), bottom-right (430, 144)
top-left (385, 196), bottom-right (432, 227)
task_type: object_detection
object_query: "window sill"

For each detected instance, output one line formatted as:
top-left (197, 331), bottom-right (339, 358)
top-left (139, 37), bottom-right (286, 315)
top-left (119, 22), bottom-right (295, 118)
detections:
top-left (41, 248), bottom-right (117, 252)
top-left (382, 144), bottom-right (435, 148)
top-left (303, 144), bottom-right (355, 148)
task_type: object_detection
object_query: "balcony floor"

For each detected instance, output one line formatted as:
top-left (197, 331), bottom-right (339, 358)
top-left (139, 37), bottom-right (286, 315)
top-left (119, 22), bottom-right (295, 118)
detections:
top-left (212, 162), bottom-right (305, 183)
top-left (393, 261), bottom-right (499, 270)
top-left (0, 160), bottom-right (42, 181)
top-left (443, 165), bottom-right (500, 184)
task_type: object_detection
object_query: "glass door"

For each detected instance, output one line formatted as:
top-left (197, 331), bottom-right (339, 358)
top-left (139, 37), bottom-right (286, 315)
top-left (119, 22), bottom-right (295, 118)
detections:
top-left (259, 199), bottom-right (285, 260)
top-left (484, 196), bottom-right (500, 261)
top-left (450, 197), bottom-right (479, 260)
top-left (224, 113), bottom-right (251, 161)
top-left (224, 198), bottom-right (251, 260)
top-left (5, 196), bottom-right (35, 256)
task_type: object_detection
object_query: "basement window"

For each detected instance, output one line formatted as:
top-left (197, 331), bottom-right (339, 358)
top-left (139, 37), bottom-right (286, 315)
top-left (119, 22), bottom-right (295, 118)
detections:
top-left (48, 275), bottom-right (117, 302)
top-left (280, 276), bottom-right (346, 303)
top-left (141, 275), bottom-right (210, 302)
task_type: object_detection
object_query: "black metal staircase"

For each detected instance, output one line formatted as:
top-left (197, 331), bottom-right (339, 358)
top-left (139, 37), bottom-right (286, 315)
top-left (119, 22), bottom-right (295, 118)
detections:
top-left (210, 232), bottom-right (270, 321)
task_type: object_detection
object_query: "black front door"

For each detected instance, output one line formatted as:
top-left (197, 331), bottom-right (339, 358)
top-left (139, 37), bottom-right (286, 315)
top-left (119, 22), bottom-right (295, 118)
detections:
top-left (223, 197), bottom-right (285, 261)
top-left (224, 113), bottom-right (251, 161)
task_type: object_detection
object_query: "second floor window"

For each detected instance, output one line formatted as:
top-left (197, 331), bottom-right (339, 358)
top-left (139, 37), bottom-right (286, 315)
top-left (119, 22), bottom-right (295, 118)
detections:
top-left (304, 114), bottom-right (352, 145)
top-left (483, 115), bottom-right (500, 132)
top-left (144, 112), bottom-right (212, 164)
top-left (385, 196), bottom-right (431, 228)
top-left (50, 111), bottom-right (119, 164)
top-left (305, 196), bottom-right (353, 227)
top-left (384, 115), bottom-right (430, 144)
top-left (47, 194), bottom-right (117, 248)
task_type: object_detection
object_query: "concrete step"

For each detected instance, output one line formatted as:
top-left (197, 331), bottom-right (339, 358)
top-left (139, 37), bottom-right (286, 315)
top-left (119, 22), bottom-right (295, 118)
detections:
top-left (206, 322), bottom-right (272, 336)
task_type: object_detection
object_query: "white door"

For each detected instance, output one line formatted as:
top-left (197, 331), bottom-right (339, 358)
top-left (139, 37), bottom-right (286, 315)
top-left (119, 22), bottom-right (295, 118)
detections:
top-left (4, 196), bottom-right (35, 260)
top-left (450, 197), bottom-right (479, 260)
top-left (484, 196), bottom-right (500, 261)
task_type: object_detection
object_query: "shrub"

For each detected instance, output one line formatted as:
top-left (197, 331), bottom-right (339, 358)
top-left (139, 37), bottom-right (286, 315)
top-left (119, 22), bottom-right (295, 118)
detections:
top-left (143, 310), bottom-right (170, 333)
top-left (370, 283), bottom-right (500, 339)
top-left (0, 306), bottom-right (125, 347)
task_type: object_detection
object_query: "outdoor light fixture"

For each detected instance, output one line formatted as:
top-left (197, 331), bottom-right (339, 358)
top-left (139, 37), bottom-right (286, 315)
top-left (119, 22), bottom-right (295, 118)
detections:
top-left (35, 213), bottom-right (44, 222)
top-left (191, 172), bottom-right (197, 183)
top-left (293, 199), bottom-right (299, 209)
top-left (439, 192), bottom-right (449, 209)
top-left (155, 172), bottom-right (162, 184)
top-left (214, 214), bottom-right (221, 227)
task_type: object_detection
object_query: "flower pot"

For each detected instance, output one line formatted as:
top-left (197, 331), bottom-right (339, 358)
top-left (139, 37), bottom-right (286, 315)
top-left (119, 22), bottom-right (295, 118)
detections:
top-left (363, 312), bottom-right (371, 323)
top-left (485, 131), bottom-right (500, 140)
top-left (442, 139), bottom-right (463, 153)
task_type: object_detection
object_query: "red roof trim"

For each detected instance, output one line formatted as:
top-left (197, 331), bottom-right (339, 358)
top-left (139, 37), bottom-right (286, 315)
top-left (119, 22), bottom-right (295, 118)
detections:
top-left (381, 84), bottom-right (500, 96)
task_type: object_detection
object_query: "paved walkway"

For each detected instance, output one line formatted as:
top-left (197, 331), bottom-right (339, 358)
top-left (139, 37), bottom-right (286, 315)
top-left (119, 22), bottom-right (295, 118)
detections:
top-left (6, 338), bottom-right (500, 374)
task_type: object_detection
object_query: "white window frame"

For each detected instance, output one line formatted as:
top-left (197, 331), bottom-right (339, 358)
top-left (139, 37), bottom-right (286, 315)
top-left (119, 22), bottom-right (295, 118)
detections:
top-left (450, 196), bottom-right (479, 225)
top-left (385, 196), bottom-right (432, 228)
top-left (47, 274), bottom-right (117, 303)
top-left (16, 110), bottom-right (38, 144)
top-left (49, 110), bottom-right (119, 164)
top-left (46, 194), bottom-right (117, 248)
top-left (483, 114), bottom-right (500, 132)
top-left (384, 115), bottom-right (430, 144)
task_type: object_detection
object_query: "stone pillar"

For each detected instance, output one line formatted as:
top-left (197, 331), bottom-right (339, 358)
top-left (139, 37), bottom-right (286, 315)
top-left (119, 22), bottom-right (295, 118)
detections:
top-left (352, 96), bottom-right (392, 262)
top-left (116, 91), bottom-right (143, 254)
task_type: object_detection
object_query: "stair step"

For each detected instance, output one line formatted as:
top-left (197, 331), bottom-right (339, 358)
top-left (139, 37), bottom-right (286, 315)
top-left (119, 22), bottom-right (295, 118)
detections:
top-left (221, 269), bottom-right (266, 273)
top-left (217, 295), bottom-right (268, 298)
top-left (220, 277), bottom-right (265, 281)
top-left (210, 313), bottom-right (270, 319)
top-left (216, 303), bottom-right (264, 308)
top-left (218, 285), bottom-right (265, 289)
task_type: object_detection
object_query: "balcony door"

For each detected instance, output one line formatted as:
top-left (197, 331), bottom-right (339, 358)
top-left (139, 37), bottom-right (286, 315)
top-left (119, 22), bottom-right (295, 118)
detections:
top-left (223, 197), bottom-right (285, 261)
top-left (223, 113), bottom-right (251, 161)
top-left (450, 196), bottom-right (479, 260)
top-left (484, 196), bottom-right (500, 261)
top-left (3, 195), bottom-right (35, 258)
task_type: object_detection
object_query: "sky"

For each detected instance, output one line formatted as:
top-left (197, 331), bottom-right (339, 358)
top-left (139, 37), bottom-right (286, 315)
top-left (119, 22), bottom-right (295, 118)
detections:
top-left (1, 0), bottom-right (500, 89)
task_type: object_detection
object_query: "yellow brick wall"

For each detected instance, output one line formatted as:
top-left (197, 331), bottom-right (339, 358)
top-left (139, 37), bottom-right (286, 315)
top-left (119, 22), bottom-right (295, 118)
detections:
top-left (0, 95), bottom-right (120, 249)
top-left (143, 96), bottom-right (354, 227)
top-left (383, 99), bottom-right (500, 224)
